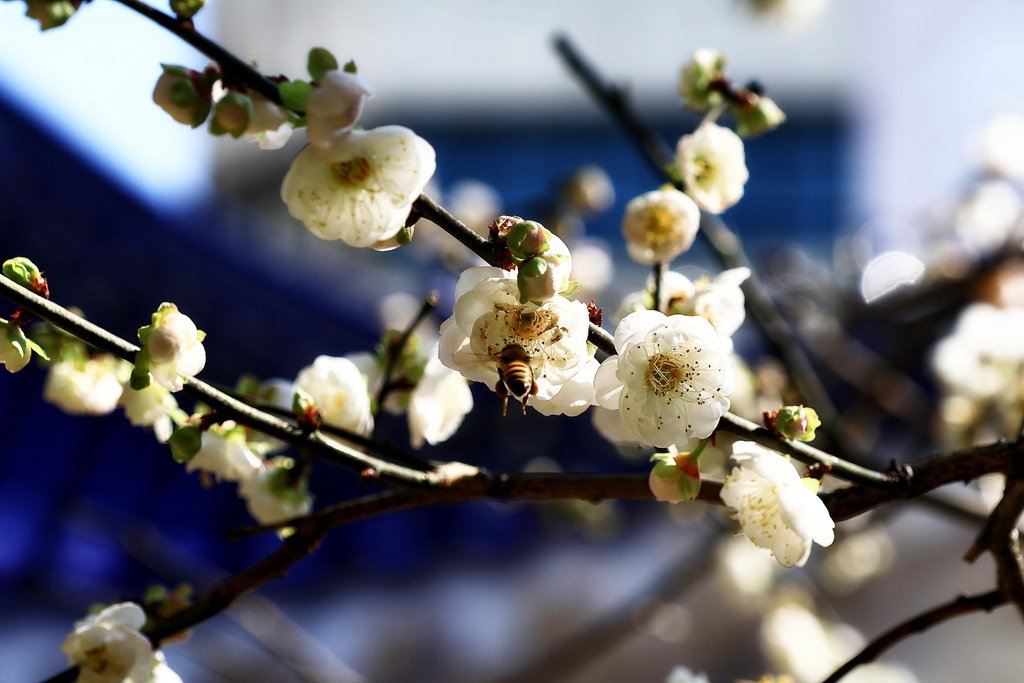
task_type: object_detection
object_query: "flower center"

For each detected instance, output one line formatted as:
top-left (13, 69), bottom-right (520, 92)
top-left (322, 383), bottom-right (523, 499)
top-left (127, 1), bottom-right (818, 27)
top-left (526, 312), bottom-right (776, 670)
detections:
top-left (645, 352), bottom-right (691, 396)
top-left (692, 156), bottom-right (716, 189)
top-left (640, 205), bottom-right (680, 246)
top-left (331, 156), bottom-right (373, 188)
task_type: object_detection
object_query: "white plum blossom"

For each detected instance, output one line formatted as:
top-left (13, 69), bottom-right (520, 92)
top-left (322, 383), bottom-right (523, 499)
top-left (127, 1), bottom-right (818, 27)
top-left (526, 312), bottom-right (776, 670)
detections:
top-left (61, 602), bottom-right (153, 683)
top-left (720, 441), bottom-right (835, 568)
top-left (954, 179), bottom-right (1022, 252)
top-left (615, 270), bottom-right (697, 321)
top-left (592, 405), bottom-right (646, 450)
top-left (239, 464), bottom-right (313, 525)
top-left (150, 651), bottom-right (184, 683)
top-left (408, 353), bottom-right (474, 448)
top-left (621, 188), bottom-right (701, 264)
top-left (137, 303), bottom-right (206, 392)
top-left (569, 237), bottom-right (614, 295)
top-left (281, 125), bottom-right (436, 248)
top-left (43, 355), bottom-right (129, 416)
top-left (438, 267), bottom-right (592, 414)
top-left (295, 355), bottom-right (374, 435)
top-left (187, 424), bottom-right (263, 483)
top-left (594, 310), bottom-right (734, 448)
top-left (305, 69), bottom-right (376, 151)
top-left (676, 122), bottom-right (748, 214)
top-left (120, 381), bottom-right (180, 442)
top-left (678, 48), bottom-right (725, 112)
top-left (244, 93), bottom-right (293, 150)
top-left (676, 267), bottom-right (751, 341)
top-left (530, 354), bottom-right (599, 417)
top-left (932, 303), bottom-right (1024, 402)
top-left (761, 597), bottom-right (918, 683)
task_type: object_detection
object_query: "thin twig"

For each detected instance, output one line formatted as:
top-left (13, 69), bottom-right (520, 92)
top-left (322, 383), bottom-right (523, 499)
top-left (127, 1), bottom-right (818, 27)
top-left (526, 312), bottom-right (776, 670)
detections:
top-left (373, 290), bottom-right (439, 428)
top-left (108, 0), bottom-right (285, 105)
top-left (490, 521), bottom-right (722, 683)
top-left (821, 590), bottom-right (1005, 683)
top-left (0, 275), bottom-right (442, 487)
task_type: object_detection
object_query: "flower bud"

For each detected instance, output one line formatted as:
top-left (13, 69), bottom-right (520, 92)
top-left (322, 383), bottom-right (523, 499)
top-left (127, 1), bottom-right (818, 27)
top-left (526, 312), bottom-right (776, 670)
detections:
top-left (679, 48), bottom-right (726, 111)
top-left (774, 405), bottom-right (821, 442)
top-left (506, 220), bottom-right (550, 260)
top-left (169, 0), bottom-right (204, 18)
top-left (152, 65), bottom-right (212, 128)
top-left (649, 450), bottom-right (701, 503)
top-left (2, 257), bottom-right (43, 290)
top-left (24, 0), bottom-right (80, 30)
top-left (306, 69), bottom-right (376, 150)
top-left (209, 91), bottom-right (253, 138)
top-left (733, 95), bottom-right (786, 137)
top-left (167, 425), bottom-right (202, 463)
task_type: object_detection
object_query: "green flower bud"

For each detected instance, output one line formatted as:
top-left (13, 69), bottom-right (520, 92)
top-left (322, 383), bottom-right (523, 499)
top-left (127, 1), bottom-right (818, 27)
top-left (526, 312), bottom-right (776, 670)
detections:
top-left (649, 450), bottom-right (701, 503)
top-left (506, 220), bottom-right (551, 260)
top-left (209, 92), bottom-right (253, 138)
top-left (733, 95), bottom-right (786, 137)
top-left (24, 0), bottom-right (80, 30)
top-left (153, 65), bottom-right (213, 128)
top-left (2, 257), bottom-right (42, 289)
top-left (679, 48), bottom-right (726, 112)
top-left (775, 405), bottom-right (821, 442)
top-left (169, 0), bottom-right (204, 18)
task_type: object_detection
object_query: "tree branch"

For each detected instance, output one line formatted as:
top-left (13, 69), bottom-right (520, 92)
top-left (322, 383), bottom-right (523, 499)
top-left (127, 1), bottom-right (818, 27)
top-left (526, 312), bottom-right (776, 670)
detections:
top-left (821, 590), bottom-right (1005, 683)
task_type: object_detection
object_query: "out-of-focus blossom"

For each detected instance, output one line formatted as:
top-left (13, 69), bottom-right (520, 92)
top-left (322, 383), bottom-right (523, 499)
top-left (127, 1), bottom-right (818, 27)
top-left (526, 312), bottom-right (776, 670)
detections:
top-left (44, 354), bottom-right (128, 415)
top-left (238, 460), bottom-right (313, 525)
top-left (621, 188), bottom-right (701, 264)
top-left (973, 112), bottom-right (1024, 182)
top-left (186, 423), bottom-right (263, 483)
top-left (61, 602), bottom-right (152, 683)
top-left (676, 122), bottom-right (748, 214)
top-left (954, 179), bottom-right (1022, 252)
top-left (305, 69), bottom-right (375, 150)
top-left (678, 48), bottom-right (726, 112)
top-left (408, 353), bottom-right (473, 448)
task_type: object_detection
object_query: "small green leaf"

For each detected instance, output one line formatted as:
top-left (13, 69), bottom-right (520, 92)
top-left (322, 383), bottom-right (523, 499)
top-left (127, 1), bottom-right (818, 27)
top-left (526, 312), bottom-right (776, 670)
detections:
top-left (278, 80), bottom-right (312, 113)
top-left (307, 47), bottom-right (339, 82)
top-left (342, 60), bottom-right (357, 74)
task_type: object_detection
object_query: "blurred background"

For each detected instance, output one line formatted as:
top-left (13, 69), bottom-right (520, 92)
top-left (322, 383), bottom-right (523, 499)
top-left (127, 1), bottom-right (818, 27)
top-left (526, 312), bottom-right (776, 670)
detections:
top-left (2, 1), bottom-right (1024, 681)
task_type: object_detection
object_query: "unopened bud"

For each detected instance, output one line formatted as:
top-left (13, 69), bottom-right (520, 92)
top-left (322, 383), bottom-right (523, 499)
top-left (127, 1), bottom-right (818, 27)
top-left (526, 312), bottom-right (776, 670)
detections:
top-left (3, 257), bottom-right (42, 290)
top-left (649, 450), bottom-right (702, 503)
top-left (774, 405), bottom-right (821, 442)
top-left (169, 0), bottom-right (204, 18)
top-left (209, 91), bottom-right (253, 138)
top-left (507, 220), bottom-right (551, 260)
top-left (733, 94), bottom-right (786, 137)
top-left (167, 425), bottom-right (202, 463)
top-left (153, 65), bottom-right (212, 128)
top-left (24, 0), bottom-right (80, 30)
top-left (679, 48), bottom-right (726, 112)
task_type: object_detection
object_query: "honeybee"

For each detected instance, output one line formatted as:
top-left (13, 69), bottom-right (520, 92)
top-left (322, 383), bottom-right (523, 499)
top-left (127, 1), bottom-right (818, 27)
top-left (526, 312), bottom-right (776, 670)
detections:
top-left (494, 344), bottom-right (539, 416)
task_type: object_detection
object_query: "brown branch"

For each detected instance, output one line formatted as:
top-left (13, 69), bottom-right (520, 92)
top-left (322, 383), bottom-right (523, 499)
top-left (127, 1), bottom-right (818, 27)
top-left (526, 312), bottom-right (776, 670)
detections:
top-left (821, 590), bottom-right (1005, 683)
top-left (964, 468), bottom-right (1024, 622)
top-left (107, 0), bottom-right (285, 105)
top-left (823, 438), bottom-right (1023, 521)
top-left (0, 274), bottom-right (442, 488)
